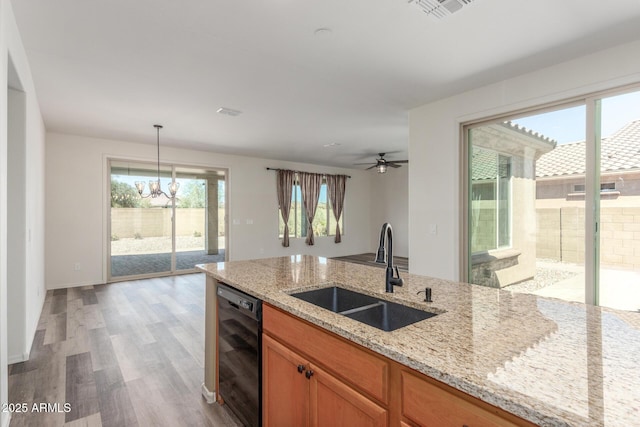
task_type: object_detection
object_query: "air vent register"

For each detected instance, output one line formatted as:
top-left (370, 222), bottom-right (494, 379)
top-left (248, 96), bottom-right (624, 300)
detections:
top-left (408, 0), bottom-right (474, 19)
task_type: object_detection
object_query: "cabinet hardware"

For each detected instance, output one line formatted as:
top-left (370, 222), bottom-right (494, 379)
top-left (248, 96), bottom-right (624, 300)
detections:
top-left (297, 364), bottom-right (305, 373)
top-left (305, 370), bottom-right (314, 379)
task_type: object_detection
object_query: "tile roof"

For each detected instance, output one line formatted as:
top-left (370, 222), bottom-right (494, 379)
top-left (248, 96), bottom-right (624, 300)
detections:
top-left (502, 121), bottom-right (557, 146)
top-left (536, 119), bottom-right (640, 178)
top-left (471, 147), bottom-right (502, 181)
top-left (471, 122), bottom-right (555, 181)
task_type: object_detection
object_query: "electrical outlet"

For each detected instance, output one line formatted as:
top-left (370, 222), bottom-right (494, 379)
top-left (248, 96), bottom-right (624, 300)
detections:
top-left (74, 262), bottom-right (81, 271)
top-left (429, 224), bottom-right (438, 235)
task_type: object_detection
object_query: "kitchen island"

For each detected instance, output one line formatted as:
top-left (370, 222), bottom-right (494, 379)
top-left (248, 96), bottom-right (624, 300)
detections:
top-left (197, 255), bottom-right (640, 426)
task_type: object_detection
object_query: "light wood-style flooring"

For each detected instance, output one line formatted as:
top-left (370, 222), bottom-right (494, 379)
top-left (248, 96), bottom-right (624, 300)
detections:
top-left (8, 274), bottom-right (240, 427)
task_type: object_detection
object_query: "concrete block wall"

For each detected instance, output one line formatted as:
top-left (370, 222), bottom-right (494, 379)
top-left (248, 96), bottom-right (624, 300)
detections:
top-left (111, 208), bottom-right (225, 239)
top-left (536, 206), bottom-right (640, 268)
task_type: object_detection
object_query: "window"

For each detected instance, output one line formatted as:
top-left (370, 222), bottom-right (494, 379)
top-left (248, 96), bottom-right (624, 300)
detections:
top-left (573, 182), bottom-right (615, 193)
top-left (469, 146), bottom-right (511, 253)
top-left (278, 178), bottom-right (343, 239)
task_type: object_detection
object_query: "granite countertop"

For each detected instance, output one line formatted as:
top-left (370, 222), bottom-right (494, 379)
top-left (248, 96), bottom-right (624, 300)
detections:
top-left (197, 255), bottom-right (640, 427)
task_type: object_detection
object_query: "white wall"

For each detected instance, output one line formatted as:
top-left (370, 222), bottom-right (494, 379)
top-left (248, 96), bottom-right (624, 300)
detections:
top-left (7, 87), bottom-right (27, 362)
top-left (369, 166), bottom-right (409, 258)
top-left (409, 39), bottom-right (640, 281)
top-left (45, 132), bottom-right (373, 288)
top-left (0, 0), bottom-right (47, 425)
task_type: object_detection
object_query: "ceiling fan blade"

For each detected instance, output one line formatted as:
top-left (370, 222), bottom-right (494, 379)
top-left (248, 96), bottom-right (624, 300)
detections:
top-left (365, 165), bottom-right (377, 170)
top-left (353, 162), bottom-right (376, 165)
top-left (388, 160), bottom-right (408, 164)
top-left (388, 163), bottom-right (401, 168)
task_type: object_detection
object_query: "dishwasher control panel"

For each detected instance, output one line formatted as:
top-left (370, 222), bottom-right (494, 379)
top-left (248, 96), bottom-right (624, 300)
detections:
top-left (217, 283), bottom-right (261, 321)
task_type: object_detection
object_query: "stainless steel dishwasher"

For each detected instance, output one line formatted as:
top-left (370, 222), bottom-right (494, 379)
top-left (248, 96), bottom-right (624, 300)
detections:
top-left (217, 283), bottom-right (262, 427)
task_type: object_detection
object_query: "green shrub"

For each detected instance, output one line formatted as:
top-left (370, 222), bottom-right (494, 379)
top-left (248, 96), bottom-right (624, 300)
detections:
top-left (134, 232), bottom-right (143, 240)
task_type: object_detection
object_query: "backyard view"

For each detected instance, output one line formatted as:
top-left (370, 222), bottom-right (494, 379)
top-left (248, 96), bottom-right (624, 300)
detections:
top-left (110, 162), bottom-right (226, 278)
top-left (278, 181), bottom-right (343, 239)
top-left (469, 89), bottom-right (640, 312)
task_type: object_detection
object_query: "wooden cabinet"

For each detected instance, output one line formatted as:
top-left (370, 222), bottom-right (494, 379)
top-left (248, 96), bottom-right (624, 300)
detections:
top-left (401, 370), bottom-right (524, 427)
top-left (311, 364), bottom-right (387, 427)
top-left (262, 304), bottom-right (535, 427)
top-left (263, 334), bottom-right (309, 427)
top-left (263, 303), bottom-right (389, 404)
top-left (263, 333), bottom-right (387, 427)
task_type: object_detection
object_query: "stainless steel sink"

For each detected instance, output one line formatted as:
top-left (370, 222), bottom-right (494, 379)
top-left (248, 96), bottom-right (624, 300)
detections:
top-left (290, 286), bottom-right (438, 332)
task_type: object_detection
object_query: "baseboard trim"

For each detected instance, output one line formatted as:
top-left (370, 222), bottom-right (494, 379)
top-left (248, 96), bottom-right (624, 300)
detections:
top-left (7, 351), bottom-right (29, 365)
top-left (201, 383), bottom-right (216, 404)
top-left (1, 412), bottom-right (11, 427)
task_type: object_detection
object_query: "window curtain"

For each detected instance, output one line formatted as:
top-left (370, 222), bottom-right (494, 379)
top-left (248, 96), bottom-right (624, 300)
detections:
top-left (276, 169), bottom-right (295, 247)
top-left (299, 172), bottom-right (323, 245)
top-left (326, 174), bottom-right (347, 243)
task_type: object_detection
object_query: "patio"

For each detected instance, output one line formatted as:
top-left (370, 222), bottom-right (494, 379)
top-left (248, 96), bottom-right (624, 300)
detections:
top-left (506, 260), bottom-right (640, 312)
top-left (111, 249), bottom-right (226, 278)
top-left (110, 236), bottom-right (226, 278)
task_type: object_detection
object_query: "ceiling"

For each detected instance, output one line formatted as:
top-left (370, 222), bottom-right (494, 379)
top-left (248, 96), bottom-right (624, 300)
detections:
top-left (12, 0), bottom-right (640, 168)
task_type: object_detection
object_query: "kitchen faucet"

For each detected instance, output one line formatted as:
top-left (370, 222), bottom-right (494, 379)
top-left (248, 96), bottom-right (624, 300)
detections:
top-left (375, 223), bottom-right (404, 293)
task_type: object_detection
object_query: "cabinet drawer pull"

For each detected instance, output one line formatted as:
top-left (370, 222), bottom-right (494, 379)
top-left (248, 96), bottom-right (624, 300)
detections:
top-left (305, 369), bottom-right (314, 379)
top-left (297, 364), bottom-right (305, 373)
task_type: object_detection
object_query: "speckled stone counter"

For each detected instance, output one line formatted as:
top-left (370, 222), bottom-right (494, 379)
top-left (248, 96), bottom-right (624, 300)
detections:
top-left (197, 255), bottom-right (640, 427)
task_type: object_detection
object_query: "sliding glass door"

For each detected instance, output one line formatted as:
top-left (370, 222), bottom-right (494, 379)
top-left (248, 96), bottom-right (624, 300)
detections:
top-left (110, 161), bottom-right (173, 277)
top-left (174, 167), bottom-right (226, 273)
top-left (467, 104), bottom-right (587, 302)
top-left (109, 160), bottom-right (226, 281)
top-left (596, 89), bottom-right (640, 311)
top-left (465, 85), bottom-right (640, 311)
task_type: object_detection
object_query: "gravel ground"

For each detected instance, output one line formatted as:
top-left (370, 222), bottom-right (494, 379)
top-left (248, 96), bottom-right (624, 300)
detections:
top-left (504, 259), bottom-right (581, 293)
top-left (111, 236), bottom-right (226, 255)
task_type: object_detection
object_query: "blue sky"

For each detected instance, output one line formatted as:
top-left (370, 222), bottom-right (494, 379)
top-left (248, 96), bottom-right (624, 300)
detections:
top-left (512, 89), bottom-right (640, 145)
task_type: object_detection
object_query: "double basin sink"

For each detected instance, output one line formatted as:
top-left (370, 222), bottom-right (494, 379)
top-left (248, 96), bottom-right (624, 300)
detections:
top-left (290, 286), bottom-right (438, 332)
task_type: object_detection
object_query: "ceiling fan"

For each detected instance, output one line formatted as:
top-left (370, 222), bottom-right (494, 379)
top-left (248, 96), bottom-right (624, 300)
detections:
top-left (354, 153), bottom-right (408, 174)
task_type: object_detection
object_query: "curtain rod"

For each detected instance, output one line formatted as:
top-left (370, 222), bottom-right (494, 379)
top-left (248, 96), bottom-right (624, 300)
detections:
top-left (266, 167), bottom-right (351, 179)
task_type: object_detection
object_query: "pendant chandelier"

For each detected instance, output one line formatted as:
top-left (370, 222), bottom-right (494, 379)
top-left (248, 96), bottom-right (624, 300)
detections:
top-left (135, 124), bottom-right (179, 199)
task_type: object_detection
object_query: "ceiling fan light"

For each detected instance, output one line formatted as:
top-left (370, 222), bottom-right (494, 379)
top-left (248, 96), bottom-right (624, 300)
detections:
top-left (377, 164), bottom-right (387, 174)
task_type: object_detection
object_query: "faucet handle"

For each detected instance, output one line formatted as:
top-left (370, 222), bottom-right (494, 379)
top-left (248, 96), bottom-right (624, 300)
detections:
top-left (394, 266), bottom-right (404, 286)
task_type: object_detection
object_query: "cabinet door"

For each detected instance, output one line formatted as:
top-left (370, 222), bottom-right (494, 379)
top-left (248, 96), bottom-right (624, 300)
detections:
top-left (310, 364), bottom-right (388, 427)
top-left (263, 334), bottom-right (310, 427)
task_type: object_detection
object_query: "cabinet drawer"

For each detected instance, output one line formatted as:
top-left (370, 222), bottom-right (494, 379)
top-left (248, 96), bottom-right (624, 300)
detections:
top-left (263, 304), bottom-right (389, 404)
top-left (401, 370), bottom-right (520, 427)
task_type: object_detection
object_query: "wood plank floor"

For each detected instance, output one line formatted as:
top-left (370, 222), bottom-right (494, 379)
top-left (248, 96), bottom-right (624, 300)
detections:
top-left (8, 274), bottom-right (241, 427)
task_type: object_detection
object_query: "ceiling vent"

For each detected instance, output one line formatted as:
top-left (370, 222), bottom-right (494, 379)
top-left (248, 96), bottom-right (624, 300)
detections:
top-left (408, 0), bottom-right (474, 19)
